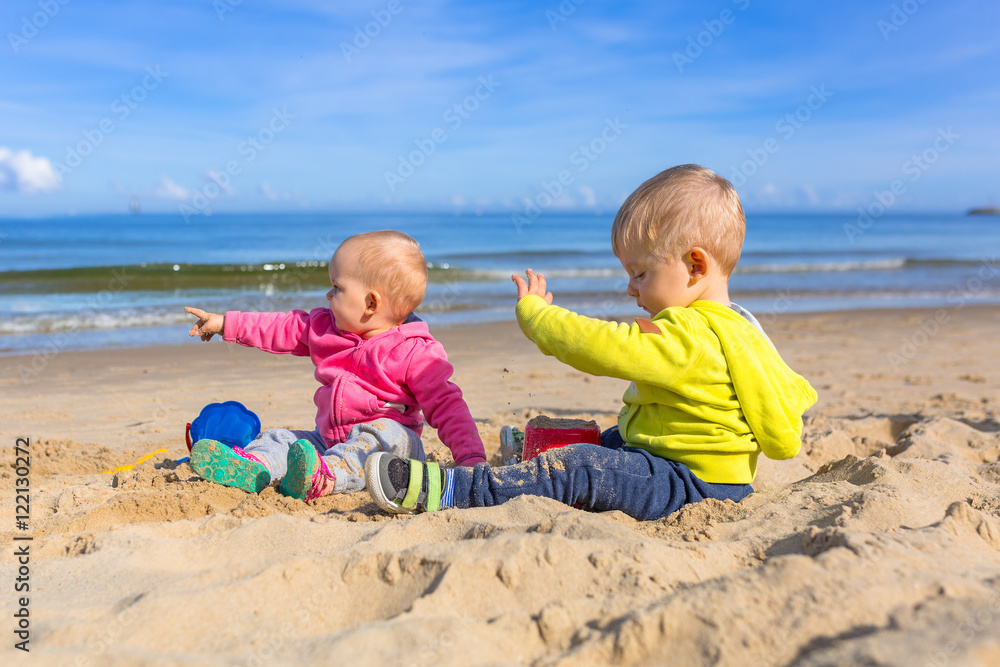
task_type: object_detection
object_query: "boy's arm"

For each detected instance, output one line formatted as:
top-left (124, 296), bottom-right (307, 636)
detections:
top-left (516, 295), bottom-right (702, 385)
top-left (404, 340), bottom-right (487, 467)
top-left (222, 310), bottom-right (313, 356)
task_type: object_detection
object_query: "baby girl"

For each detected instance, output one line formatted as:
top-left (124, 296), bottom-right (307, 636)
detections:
top-left (184, 229), bottom-right (486, 501)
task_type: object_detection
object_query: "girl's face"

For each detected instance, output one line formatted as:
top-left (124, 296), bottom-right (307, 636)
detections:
top-left (326, 251), bottom-right (372, 335)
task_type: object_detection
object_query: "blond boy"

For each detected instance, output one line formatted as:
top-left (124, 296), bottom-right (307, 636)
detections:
top-left (366, 166), bottom-right (816, 520)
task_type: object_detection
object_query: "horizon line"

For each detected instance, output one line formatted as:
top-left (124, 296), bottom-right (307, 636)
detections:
top-left (0, 207), bottom-right (981, 221)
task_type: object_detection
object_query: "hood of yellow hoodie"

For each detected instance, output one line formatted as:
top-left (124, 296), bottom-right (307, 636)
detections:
top-left (691, 301), bottom-right (818, 460)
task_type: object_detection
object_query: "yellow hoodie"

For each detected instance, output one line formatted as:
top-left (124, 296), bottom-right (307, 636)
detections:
top-left (515, 296), bottom-right (818, 484)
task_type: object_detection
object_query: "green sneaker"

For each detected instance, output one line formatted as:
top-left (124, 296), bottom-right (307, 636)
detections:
top-left (191, 439), bottom-right (271, 493)
top-left (280, 439), bottom-right (336, 501)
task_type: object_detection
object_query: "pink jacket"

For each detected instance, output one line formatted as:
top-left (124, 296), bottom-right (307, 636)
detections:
top-left (223, 308), bottom-right (486, 466)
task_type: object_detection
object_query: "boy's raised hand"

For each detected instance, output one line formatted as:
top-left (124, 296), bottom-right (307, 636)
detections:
top-left (512, 269), bottom-right (553, 305)
top-left (185, 307), bottom-right (224, 341)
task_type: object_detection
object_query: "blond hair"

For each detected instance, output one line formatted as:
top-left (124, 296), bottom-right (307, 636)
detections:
top-left (612, 164), bottom-right (745, 275)
top-left (339, 230), bottom-right (427, 322)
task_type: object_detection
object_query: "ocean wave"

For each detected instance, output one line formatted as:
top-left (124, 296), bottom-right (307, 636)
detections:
top-left (432, 249), bottom-right (605, 261)
top-left (729, 287), bottom-right (1000, 301)
top-left (0, 262), bottom-right (630, 295)
top-left (0, 256), bottom-right (991, 300)
top-left (0, 309), bottom-right (193, 335)
top-left (433, 267), bottom-right (627, 280)
top-left (0, 299), bottom-right (506, 334)
top-left (0, 262), bottom-right (333, 296)
top-left (736, 257), bottom-right (908, 273)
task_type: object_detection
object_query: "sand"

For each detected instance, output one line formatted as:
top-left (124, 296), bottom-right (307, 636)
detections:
top-left (2, 306), bottom-right (1000, 666)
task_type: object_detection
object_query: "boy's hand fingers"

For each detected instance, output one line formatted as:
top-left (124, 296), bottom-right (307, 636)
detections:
top-left (515, 270), bottom-right (553, 304)
top-left (525, 268), bottom-right (539, 291)
top-left (511, 273), bottom-right (529, 299)
top-left (184, 306), bottom-right (206, 318)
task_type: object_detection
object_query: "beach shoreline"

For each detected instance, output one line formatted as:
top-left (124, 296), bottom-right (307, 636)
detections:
top-left (2, 304), bottom-right (1000, 665)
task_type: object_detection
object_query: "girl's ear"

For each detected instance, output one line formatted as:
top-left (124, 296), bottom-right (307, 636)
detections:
top-left (686, 248), bottom-right (710, 283)
top-left (365, 290), bottom-right (383, 316)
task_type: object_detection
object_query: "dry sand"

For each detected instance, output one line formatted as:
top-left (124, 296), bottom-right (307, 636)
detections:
top-left (2, 306), bottom-right (1000, 666)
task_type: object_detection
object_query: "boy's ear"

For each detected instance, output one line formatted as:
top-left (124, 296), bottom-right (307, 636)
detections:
top-left (686, 248), bottom-right (710, 283)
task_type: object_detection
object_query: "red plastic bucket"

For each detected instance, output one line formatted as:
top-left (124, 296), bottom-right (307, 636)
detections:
top-left (522, 416), bottom-right (601, 461)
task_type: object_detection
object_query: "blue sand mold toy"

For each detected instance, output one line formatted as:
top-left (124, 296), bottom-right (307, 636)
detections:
top-left (184, 400), bottom-right (262, 452)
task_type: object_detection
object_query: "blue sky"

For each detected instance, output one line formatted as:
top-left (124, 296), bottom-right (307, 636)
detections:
top-left (0, 0), bottom-right (997, 216)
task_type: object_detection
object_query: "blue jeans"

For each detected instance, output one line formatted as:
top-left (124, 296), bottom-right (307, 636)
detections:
top-left (450, 427), bottom-right (753, 521)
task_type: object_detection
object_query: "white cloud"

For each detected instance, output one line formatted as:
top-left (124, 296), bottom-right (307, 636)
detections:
top-left (204, 170), bottom-right (234, 196)
top-left (0, 147), bottom-right (60, 194)
top-left (578, 185), bottom-right (597, 208)
top-left (748, 182), bottom-right (824, 209)
top-left (798, 184), bottom-right (820, 206)
top-left (259, 182), bottom-right (278, 200)
top-left (154, 176), bottom-right (190, 200)
top-left (752, 182), bottom-right (782, 206)
top-left (258, 182), bottom-right (303, 204)
top-left (520, 190), bottom-right (577, 211)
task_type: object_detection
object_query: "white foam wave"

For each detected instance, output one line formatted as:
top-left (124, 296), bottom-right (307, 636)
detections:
top-left (455, 267), bottom-right (626, 280)
top-left (441, 259), bottom-right (908, 280)
top-left (736, 258), bottom-right (907, 274)
top-left (0, 310), bottom-right (191, 335)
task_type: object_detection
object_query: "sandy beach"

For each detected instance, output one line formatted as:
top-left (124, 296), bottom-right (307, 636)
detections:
top-left (3, 305), bottom-right (1000, 666)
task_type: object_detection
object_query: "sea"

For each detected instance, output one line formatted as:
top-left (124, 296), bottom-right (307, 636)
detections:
top-left (1, 212), bottom-right (999, 357)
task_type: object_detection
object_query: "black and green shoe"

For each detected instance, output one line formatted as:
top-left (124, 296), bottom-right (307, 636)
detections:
top-left (191, 439), bottom-right (271, 493)
top-left (499, 425), bottom-right (524, 465)
top-left (365, 452), bottom-right (445, 515)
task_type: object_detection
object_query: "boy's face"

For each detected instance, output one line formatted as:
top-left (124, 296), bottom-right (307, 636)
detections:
top-left (326, 250), bottom-right (372, 334)
top-left (617, 244), bottom-right (694, 316)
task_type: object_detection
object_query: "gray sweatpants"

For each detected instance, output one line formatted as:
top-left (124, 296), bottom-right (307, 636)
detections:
top-left (243, 418), bottom-right (425, 494)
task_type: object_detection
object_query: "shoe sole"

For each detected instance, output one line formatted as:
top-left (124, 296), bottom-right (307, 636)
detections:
top-left (191, 439), bottom-right (270, 493)
top-left (365, 451), bottom-right (416, 515)
top-left (281, 440), bottom-right (320, 500)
